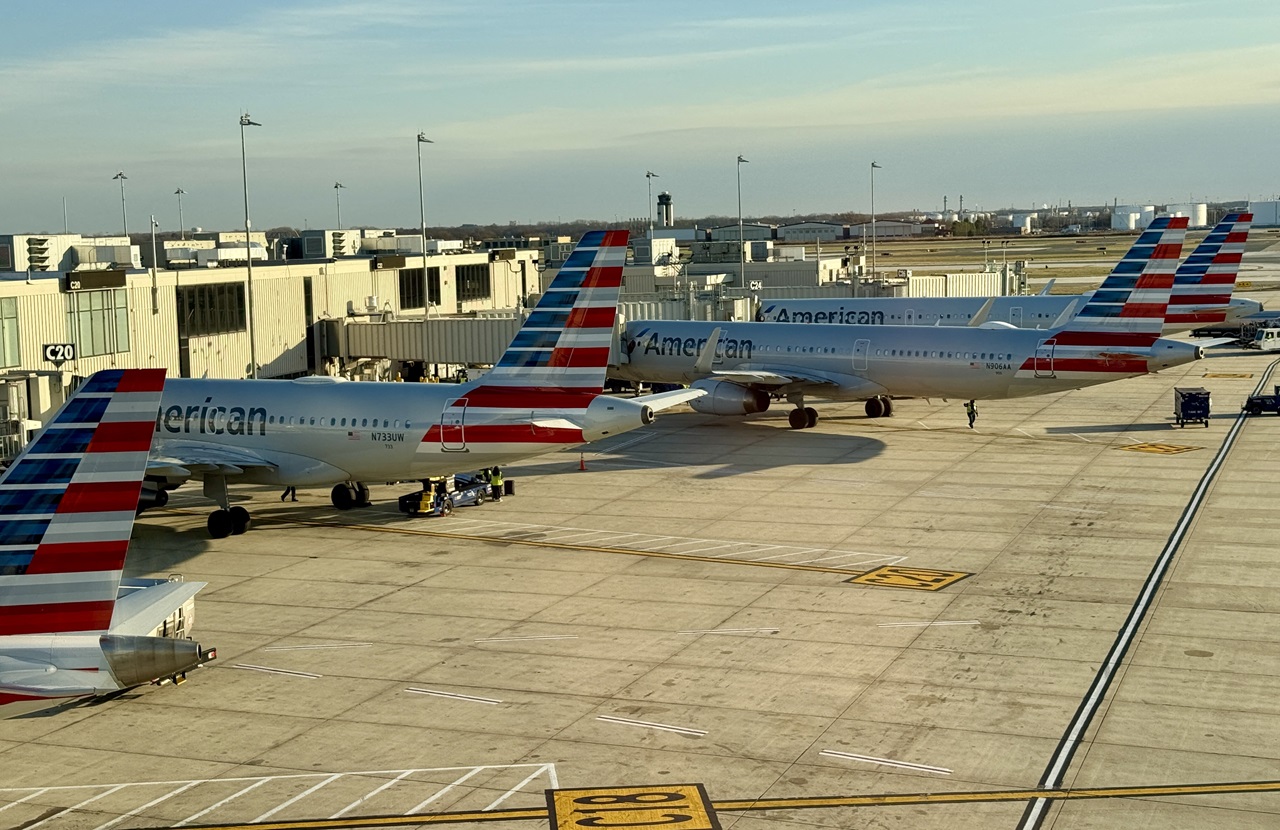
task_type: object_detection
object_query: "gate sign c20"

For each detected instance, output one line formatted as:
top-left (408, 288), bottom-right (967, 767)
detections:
top-left (43, 343), bottom-right (76, 363)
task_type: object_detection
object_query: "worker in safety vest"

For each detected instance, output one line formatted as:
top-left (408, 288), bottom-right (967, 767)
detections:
top-left (489, 466), bottom-right (504, 502)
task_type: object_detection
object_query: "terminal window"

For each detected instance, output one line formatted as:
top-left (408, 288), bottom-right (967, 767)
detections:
top-left (66, 288), bottom-right (130, 358)
top-left (177, 283), bottom-right (247, 338)
top-left (456, 263), bottom-right (491, 302)
top-left (398, 267), bottom-right (441, 310)
top-left (0, 298), bottom-right (17, 367)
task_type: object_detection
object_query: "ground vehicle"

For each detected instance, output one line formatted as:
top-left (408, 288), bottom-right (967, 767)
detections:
top-left (1243, 385), bottom-right (1280, 416)
top-left (1244, 326), bottom-right (1280, 351)
top-left (1174, 387), bottom-right (1211, 427)
top-left (397, 472), bottom-right (493, 516)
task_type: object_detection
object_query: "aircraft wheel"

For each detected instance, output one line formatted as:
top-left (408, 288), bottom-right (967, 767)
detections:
top-left (229, 506), bottom-right (251, 535)
top-left (865, 397), bottom-right (887, 419)
top-left (331, 483), bottom-right (356, 510)
top-left (881, 396), bottom-right (894, 417)
top-left (155, 488), bottom-right (169, 508)
top-left (207, 510), bottom-right (234, 539)
top-left (804, 407), bottom-right (819, 428)
top-left (788, 408), bottom-right (808, 430)
top-left (355, 482), bottom-right (371, 507)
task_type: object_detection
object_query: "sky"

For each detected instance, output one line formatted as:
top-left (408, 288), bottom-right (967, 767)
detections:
top-left (3, 0), bottom-right (1280, 235)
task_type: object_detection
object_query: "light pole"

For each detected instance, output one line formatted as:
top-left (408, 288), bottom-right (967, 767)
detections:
top-left (149, 216), bottom-right (160, 314)
top-left (416, 131), bottom-right (433, 375)
top-left (870, 161), bottom-right (881, 280)
top-left (174, 188), bottom-right (186, 240)
top-left (646, 170), bottom-right (659, 239)
top-left (240, 113), bottom-right (261, 379)
top-left (334, 181), bottom-right (345, 229)
top-left (737, 155), bottom-right (748, 283)
top-left (112, 171), bottom-right (128, 238)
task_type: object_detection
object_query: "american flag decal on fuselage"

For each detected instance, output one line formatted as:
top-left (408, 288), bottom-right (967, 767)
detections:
top-left (0, 369), bottom-right (165, 636)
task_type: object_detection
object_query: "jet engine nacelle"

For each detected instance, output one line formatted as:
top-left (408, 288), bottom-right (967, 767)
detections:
top-left (1149, 338), bottom-right (1203, 371)
top-left (688, 379), bottom-right (771, 416)
top-left (579, 395), bottom-right (656, 442)
top-left (100, 634), bottom-right (212, 688)
top-left (137, 480), bottom-right (171, 512)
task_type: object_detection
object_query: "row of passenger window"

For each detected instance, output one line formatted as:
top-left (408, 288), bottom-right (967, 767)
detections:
top-left (265, 415), bottom-right (414, 429)
top-left (875, 348), bottom-right (1013, 360)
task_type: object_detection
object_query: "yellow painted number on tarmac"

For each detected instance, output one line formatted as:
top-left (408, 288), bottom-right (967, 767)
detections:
top-left (548, 785), bottom-right (720, 830)
top-left (849, 566), bottom-right (972, 591)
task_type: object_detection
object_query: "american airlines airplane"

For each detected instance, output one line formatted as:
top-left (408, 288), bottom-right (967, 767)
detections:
top-left (614, 216), bottom-right (1205, 429)
top-left (0, 368), bottom-right (215, 719)
top-left (757, 213), bottom-right (1258, 332)
top-left (148, 230), bottom-right (703, 538)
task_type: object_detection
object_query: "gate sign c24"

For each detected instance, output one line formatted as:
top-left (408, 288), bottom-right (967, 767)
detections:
top-left (43, 343), bottom-right (76, 363)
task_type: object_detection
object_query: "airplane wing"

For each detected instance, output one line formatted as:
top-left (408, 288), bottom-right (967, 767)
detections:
top-left (635, 388), bottom-right (707, 411)
top-left (710, 367), bottom-right (843, 387)
top-left (148, 440), bottom-right (277, 480)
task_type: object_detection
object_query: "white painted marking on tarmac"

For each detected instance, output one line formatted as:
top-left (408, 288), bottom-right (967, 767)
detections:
top-left (595, 433), bottom-right (658, 454)
top-left (329, 769), bottom-right (419, 819)
top-left (0, 788), bottom-right (49, 815)
top-left (482, 764), bottom-right (555, 811)
top-left (264, 642), bottom-right (373, 651)
top-left (1070, 433), bottom-right (1092, 443)
top-left (252, 774), bottom-right (342, 823)
top-left (174, 779), bottom-right (271, 826)
top-left (90, 782), bottom-right (201, 830)
top-left (820, 750), bottom-right (952, 775)
top-left (876, 620), bottom-right (981, 628)
top-left (405, 687), bottom-right (502, 705)
top-left (1038, 503), bottom-right (1106, 516)
top-left (474, 635), bottom-right (579, 643)
top-left (678, 627), bottom-right (780, 635)
top-left (231, 664), bottom-right (321, 679)
top-left (1015, 428), bottom-right (1034, 438)
top-left (404, 767), bottom-right (485, 814)
top-left (23, 785), bottom-right (128, 830)
top-left (597, 715), bottom-right (707, 736)
top-left (916, 420), bottom-right (931, 429)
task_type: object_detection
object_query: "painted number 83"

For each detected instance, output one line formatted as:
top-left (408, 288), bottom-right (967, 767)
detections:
top-left (567, 792), bottom-right (701, 828)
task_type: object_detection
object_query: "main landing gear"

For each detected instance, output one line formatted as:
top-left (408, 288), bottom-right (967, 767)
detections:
top-left (864, 396), bottom-right (894, 419)
top-left (203, 475), bottom-right (251, 539)
top-left (330, 481), bottom-right (372, 510)
top-left (787, 407), bottom-right (820, 429)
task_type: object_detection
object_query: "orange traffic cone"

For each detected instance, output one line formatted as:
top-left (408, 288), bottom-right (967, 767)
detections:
top-left (579, 453), bottom-right (587, 471)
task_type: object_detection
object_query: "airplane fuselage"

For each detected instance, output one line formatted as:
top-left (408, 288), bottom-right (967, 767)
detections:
top-left (615, 320), bottom-right (1202, 401)
top-left (757, 294), bottom-right (1262, 332)
top-left (155, 377), bottom-right (650, 485)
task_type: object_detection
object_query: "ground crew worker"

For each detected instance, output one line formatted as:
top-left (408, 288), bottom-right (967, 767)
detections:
top-left (489, 466), bottom-right (504, 502)
top-left (965, 399), bottom-right (977, 429)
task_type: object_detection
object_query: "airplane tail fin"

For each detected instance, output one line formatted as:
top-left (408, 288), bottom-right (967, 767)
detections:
top-left (1168, 212), bottom-right (1252, 325)
top-left (1056, 215), bottom-right (1188, 346)
top-left (0, 369), bottom-right (165, 636)
top-left (477, 230), bottom-right (628, 394)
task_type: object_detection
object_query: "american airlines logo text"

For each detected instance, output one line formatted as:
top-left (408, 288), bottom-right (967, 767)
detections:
top-left (637, 331), bottom-right (754, 360)
top-left (768, 308), bottom-right (886, 325)
top-left (156, 398), bottom-right (268, 436)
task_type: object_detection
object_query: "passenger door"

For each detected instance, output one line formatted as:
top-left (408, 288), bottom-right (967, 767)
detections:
top-left (440, 397), bottom-right (468, 451)
top-left (852, 338), bottom-right (870, 371)
top-left (1034, 340), bottom-right (1055, 378)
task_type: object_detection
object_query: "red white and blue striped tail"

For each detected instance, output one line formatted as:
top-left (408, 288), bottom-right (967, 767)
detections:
top-left (0, 369), bottom-right (165, 637)
top-left (478, 229), bottom-right (628, 392)
top-left (1057, 215), bottom-right (1188, 346)
top-left (1168, 212), bottom-right (1252, 325)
